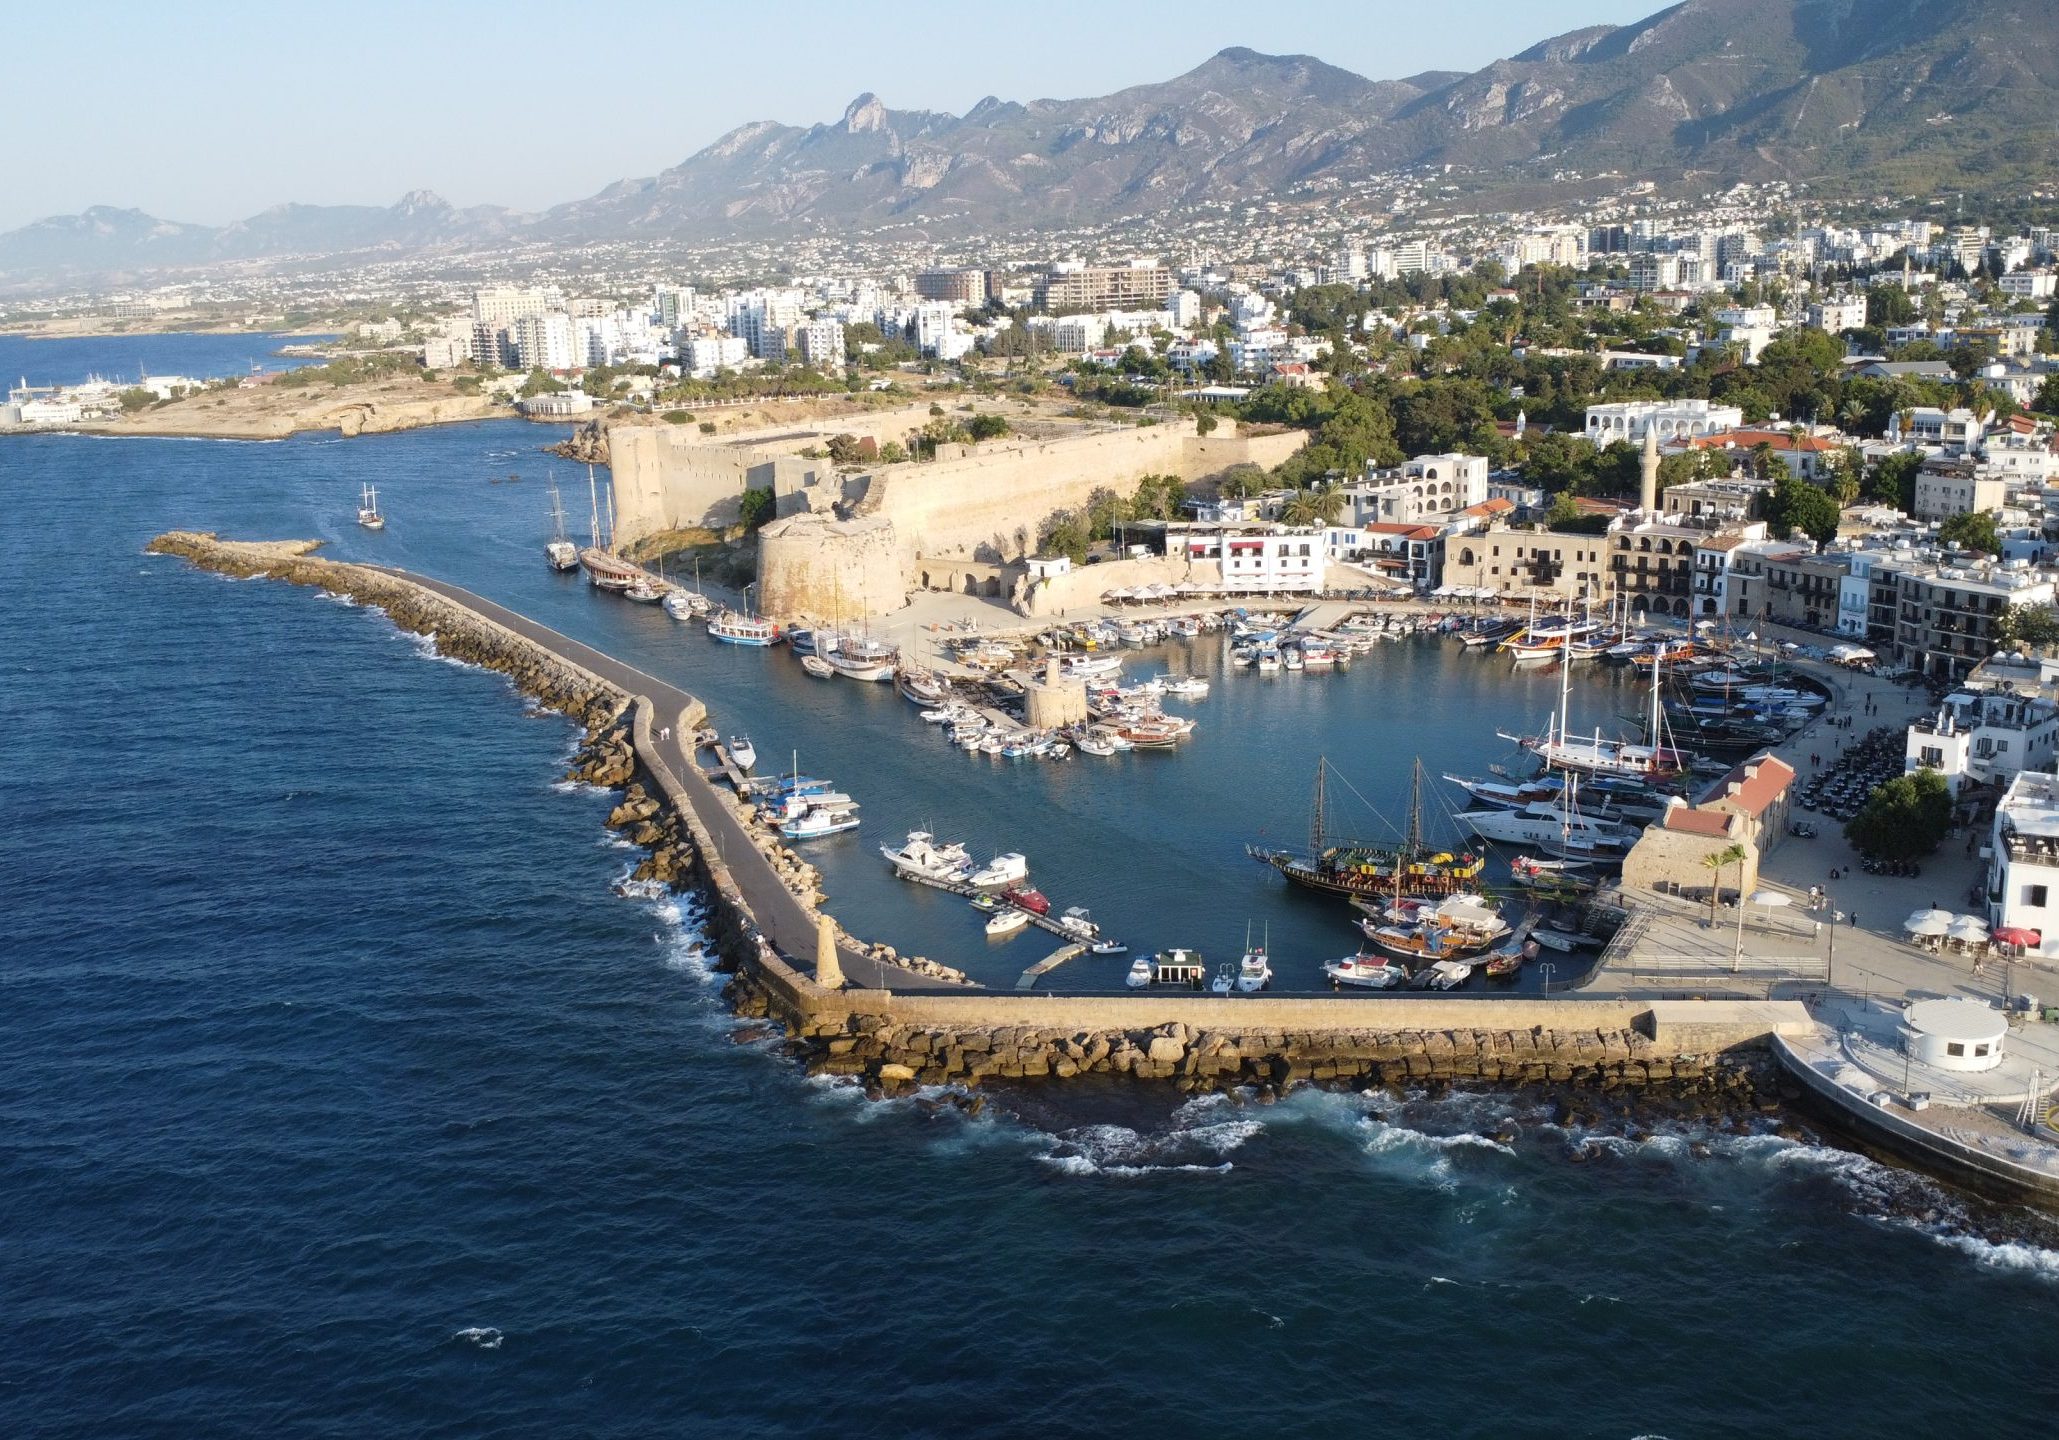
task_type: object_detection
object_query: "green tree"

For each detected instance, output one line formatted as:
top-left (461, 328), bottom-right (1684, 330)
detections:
top-left (1937, 510), bottom-right (2001, 555)
top-left (520, 369), bottom-right (557, 398)
top-left (737, 487), bottom-right (775, 532)
top-left (966, 412), bottom-right (1011, 441)
top-left (1280, 488), bottom-right (1347, 527)
top-left (1039, 510), bottom-right (1090, 564)
top-left (1868, 450), bottom-right (1922, 510)
top-left (117, 387), bottom-right (155, 412)
top-left (1700, 842), bottom-right (1748, 929)
top-left (2032, 374), bottom-right (2059, 417)
top-left (1845, 769), bottom-right (1951, 862)
top-left (1764, 474), bottom-right (1841, 545)
top-left (1994, 603), bottom-right (2059, 651)
top-left (1543, 491), bottom-right (1584, 529)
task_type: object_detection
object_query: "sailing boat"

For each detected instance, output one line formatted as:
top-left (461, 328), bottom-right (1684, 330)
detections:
top-left (356, 484), bottom-right (385, 530)
top-left (1499, 638), bottom-right (1685, 781)
top-left (544, 480), bottom-right (579, 571)
top-left (578, 464), bottom-right (638, 592)
top-left (1247, 758), bottom-right (1485, 901)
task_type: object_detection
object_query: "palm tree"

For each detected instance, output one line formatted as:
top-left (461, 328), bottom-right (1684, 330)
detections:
top-left (1701, 842), bottom-right (1748, 930)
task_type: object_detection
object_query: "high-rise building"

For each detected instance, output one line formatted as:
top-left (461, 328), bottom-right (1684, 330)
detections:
top-left (1032, 261), bottom-right (1174, 312)
top-left (513, 313), bottom-right (577, 372)
top-left (913, 269), bottom-right (987, 306)
top-left (796, 318), bottom-right (846, 369)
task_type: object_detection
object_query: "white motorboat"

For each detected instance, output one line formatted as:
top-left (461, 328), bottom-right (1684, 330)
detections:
top-left (728, 735), bottom-right (757, 771)
top-left (1075, 731), bottom-right (1117, 757)
top-left (1209, 964), bottom-right (1236, 995)
top-left (969, 852), bottom-right (1029, 888)
top-left (779, 804), bottom-right (860, 839)
top-left (1159, 676), bottom-right (1209, 698)
top-left (663, 589), bottom-right (708, 621)
top-left (1458, 798), bottom-right (1635, 850)
top-left (1255, 645), bottom-right (1281, 673)
top-left (1124, 955), bottom-right (1153, 987)
top-left (1061, 654), bottom-right (1124, 680)
top-left (825, 650), bottom-right (895, 682)
top-left (1322, 953), bottom-right (1406, 989)
top-left (1237, 947), bottom-right (1272, 993)
top-left (1058, 906), bottom-right (1099, 939)
top-left (622, 576), bottom-right (664, 604)
top-left (1530, 926), bottom-right (1597, 952)
top-left (881, 830), bottom-right (974, 882)
top-left (1090, 939), bottom-right (1129, 956)
top-left (356, 483), bottom-right (385, 530)
top-left (800, 654), bottom-right (835, 679)
top-left (1414, 959), bottom-right (1474, 990)
top-left (986, 908), bottom-right (1030, 938)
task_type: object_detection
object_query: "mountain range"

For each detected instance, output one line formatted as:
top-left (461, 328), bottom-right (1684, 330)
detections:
top-left (7, 0), bottom-right (2057, 290)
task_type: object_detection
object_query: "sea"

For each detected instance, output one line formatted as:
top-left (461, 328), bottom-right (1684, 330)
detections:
top-left (0, 330), bottom-right (331, 389)
top-left (3, 334), bottom-right (2057, 1438)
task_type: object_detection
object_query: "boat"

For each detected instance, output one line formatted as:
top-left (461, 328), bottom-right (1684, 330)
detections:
top-left (356, 483), bottom-right (385, 530)
top-left (1531, 925), bottom-right (1597, 952)
top-left (1058, 906), bottom-right (1099, 938)
top-left (1248, 758), bottom-right (1487, 902)
top-left (663, 590), bottom-right (707, 621)
top-left (896, 668), bottom-right (948, 706)
top-left (1075, 731), bottom-right (1117, 757)
top-left (880, 830), bottom-right (974, 881)
top-left (1457, 794), bottom-right (1635, 851)
top-left (1159, 676), bottom-right (1209, 698)
top-left (779, 804), bottom-right (860, 839)
top-left (727, 735), bottom-right (757, 771)
top-left (1356, 895), bottom-right (1510, 962)
top-left (1210, 964), bottom-right (1236, 995)
top-left (1125, 955), bottom-right (1153, 988)
top-left (1483, 943), bottom-right (1528, 980)
top-left (622, 576), bottom-right (665, 604)
top-left (1322, 953), bottom-right (1407, 989)
top-left (1000, 886), bottom-right (1049, 916)
top-left (969, 852), bottom-right (1029, 888)
top-left (1138, 948), bottom-right (1206, 989)
top-left (822, 633), bottom-right (898, 682)
top-left (1254, 645), bottom-right (1282, 673)
top-left (986, 908), bottom-right (1030, 938)
top-left (1237, 926), bottom-right (1273, 993)
top-left (544, 482), bottom-right (579, 570)
top-left (1413, 959), bottom-right (1474, 990)
top-left (708, 609), bottom-right (781, 646)
top-left (1501, 640), bottom-right (1688, 782)
top-left (800, 654), bottom-right (835, 679)
top-left (1090, 938), bottom-right (1130, 956)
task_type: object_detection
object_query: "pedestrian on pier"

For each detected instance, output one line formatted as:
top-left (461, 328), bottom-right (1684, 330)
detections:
top-left (1850, 910), bottom-right (1859, 928)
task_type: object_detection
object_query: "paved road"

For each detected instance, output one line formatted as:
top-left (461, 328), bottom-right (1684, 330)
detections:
top-left (387, 568), bottom-right (954, 991)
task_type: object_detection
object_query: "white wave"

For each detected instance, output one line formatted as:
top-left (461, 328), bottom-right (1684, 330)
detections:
top-left (453, 1327), bottom-right (503, 1350)
top-left (1033, 1120), bottom-right (1240, 1177)
top-left (404, 629), bottom-right (482, 671)
top-left (316, 590), bottom-right (359, 607)
top-left (1926, 1230), bottom-right (2059, 1280)
top-left (551, 779), bottom-right (611, 797)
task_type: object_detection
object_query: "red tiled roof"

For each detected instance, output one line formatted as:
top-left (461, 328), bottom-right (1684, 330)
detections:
top-left (1460, 498), bottom-right (1516, 518)
top-left (1662, 808), bottom-right (1738, 837)
top-left (1686, 429), bottom-right (1841, 454)
top-left (1697, 752), bottom-right (1797, 818)
top-left (1365, 522), bottom-right (1438, 539)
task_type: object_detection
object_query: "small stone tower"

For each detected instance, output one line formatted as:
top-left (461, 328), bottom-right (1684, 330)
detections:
top-left (815, 914), bottom-right (844, 990)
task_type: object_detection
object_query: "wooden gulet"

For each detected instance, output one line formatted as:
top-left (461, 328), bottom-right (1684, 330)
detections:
top-left (1248, 758), bottom-right (1484, 901)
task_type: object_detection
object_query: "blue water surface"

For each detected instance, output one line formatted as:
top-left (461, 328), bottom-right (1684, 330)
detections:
top-left (2, 390), bottom-right (2056, 1437)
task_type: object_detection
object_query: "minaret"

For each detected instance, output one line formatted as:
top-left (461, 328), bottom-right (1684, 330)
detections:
top-left (1639, 427), bottom-right (1660, 515)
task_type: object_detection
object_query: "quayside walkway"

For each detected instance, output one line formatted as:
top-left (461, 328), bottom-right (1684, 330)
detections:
top-left (389, 570), bottom-right (959, 992)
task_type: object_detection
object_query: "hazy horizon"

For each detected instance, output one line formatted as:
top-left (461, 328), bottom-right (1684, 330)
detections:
top-left (2, 0), bottom-right (1663, 232)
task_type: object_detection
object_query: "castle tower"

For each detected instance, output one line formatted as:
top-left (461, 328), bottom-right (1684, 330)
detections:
top-left (1639, 427), bottom-right (1660, 515)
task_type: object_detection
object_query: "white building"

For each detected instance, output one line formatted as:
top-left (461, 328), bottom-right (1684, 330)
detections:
top-left (1988, 770), bottom-right (2059, 959)
top-left (1585, 399), bottom-right (1743, 445)
top-left (1344, 453), bottom-right (1490, 525)
top-left (513, 312), bottom-right (577, 372)
top-left (1907, 689), bottom-right (2059, 797)
top-left (1173, 526), bottom-right (1327, 595)
top-left (684, 334), bottom-right (750, 377)
top-left (2000, 269), bottom-right (2057, 301)
top-left (797, 318), bottom-right (846, 369)
top-left (1808, 295), bottom-right (1869, 333)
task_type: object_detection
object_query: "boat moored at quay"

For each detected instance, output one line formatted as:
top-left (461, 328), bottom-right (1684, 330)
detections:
top-left (1249, 758), bottom-right (1485, 902)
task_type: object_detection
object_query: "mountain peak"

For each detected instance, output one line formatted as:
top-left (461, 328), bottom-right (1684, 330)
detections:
top-left (393, 189), bottom-right (450, 215)
top-left (842, 93), bottom-right (889, 133)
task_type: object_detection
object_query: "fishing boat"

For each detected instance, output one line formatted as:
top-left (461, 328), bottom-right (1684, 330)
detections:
top-left (544, 482), bottom-right (578, 570)
top-left (708, 609), bottom-right (781, 646)
top-left (780, 803), bottom-right (860, 839)
top-left (800, 654), bottom-right (835, 679)
top-left (356, 483), bottom-right (385, 530)
top-left (622, 576), bottom-right (665, 604)
top-left (1210, 964), bottom-right (1236, 995)
top-left (822, 632), bottom-right (897, 682)
top-left (1321, 953), bottom-right (1407, 989)
top-left (1483, 943), bottom-right (1528, 980)
top-left (1530, 925), bottom-right (1598, 952)
top-left (969, 852), bottom-right (1029, 888)
top-left (881, 830), bottom-right (974, 881)
top-left (1254, 645), bottom-right (1282, 673)
top-left (1057, 906), bottom-right (1099, 939)
top-left (896, 667), bottom-right (948, 706)
top-left (985, 908), bottom-right (1030, 938)
top-left (728, 735), bottom-right (757, 771)
top-left (1159, 676), bottom-right (1209, 698)
top-left (1237, 925), bottom-right (1273, 993)
top-left (1075, 731), bottom-right (1117, 757)
top-left (1248, 758), bottom-right (1486, 902)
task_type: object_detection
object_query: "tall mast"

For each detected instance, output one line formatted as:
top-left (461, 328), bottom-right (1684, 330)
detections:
top-left (1309, 758), bottom-right (1327, 854)
top-left (1406, 758), bottom-right (1425, 856)
top-left (587, 466), bottom-right (600, 548)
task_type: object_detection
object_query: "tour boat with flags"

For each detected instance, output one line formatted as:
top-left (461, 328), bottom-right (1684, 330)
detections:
top-left (1247, 758), bottom-right (1485, 901)
top-left (356, 484), bottom-right (385, 530)
top-left (1501, 638), bottom-right (1687, 782)
top-left (708, 609), bottom-right (781, 646)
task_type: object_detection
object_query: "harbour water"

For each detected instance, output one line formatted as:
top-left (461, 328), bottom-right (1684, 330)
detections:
top-left (0, 329), bottom-right (331, 388)
top-left (5, 397), bottom-right (2059, 1435)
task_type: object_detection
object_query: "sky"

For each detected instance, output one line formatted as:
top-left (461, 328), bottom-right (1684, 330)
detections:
top-left (0, 0), bottom-right (1665, 233)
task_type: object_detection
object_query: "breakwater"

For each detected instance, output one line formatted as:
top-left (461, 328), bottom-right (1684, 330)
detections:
top-left (152, 530), bottom-right (1812, 1106)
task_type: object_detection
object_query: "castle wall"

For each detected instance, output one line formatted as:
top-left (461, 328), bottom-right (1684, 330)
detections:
top-left (756, 514), bottom-right (910, 623)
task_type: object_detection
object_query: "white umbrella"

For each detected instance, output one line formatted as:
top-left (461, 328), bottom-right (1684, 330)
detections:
top-left (1748, 890), bottom-right (1791, 909)
top-left (1946, 914), bottom-right (1990, 943)
top-left (1904, 908), bottom-right (1952, 937)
